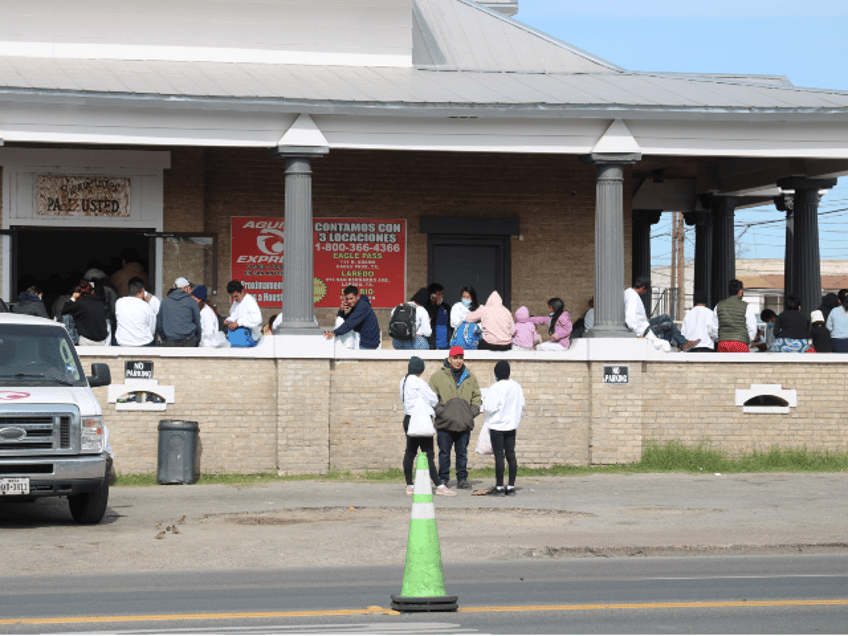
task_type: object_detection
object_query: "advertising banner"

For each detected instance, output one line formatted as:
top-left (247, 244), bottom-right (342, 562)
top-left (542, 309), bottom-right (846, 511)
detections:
top-left (231, 217), bottom-right (406, 309)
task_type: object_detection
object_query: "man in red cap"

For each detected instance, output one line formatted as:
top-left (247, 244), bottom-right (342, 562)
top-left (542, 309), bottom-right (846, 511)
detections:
top-left (429, 345), bottom-right (482, 489)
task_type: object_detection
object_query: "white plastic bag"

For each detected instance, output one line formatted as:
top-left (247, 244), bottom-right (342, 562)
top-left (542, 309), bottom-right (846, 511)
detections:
top-left (475, 422), bottom-right (493, 455)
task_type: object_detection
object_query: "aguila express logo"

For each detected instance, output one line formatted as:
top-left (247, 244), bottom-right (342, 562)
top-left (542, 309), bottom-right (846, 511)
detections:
top-left (256, 228), bottom-right (285, 257)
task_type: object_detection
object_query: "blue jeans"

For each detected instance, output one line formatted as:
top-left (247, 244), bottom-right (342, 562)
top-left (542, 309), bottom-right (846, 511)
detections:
top-left (644, 314), bottom-right (687, 348)
top-left (437, 429), bottom-right (470, 484)
top-left (392, 336), bottom-right (429, 350)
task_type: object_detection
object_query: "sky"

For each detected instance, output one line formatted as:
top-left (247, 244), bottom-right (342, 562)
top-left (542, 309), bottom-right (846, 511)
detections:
top-left (512, 0), bottom-right (848, 266)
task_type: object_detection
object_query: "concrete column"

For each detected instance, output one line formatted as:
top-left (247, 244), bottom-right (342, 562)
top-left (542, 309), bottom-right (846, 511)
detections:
top-left (778, 177), bottom-right (837, 316)
top-left (271, 150), bottom-right (328, 333)
top-left (710, 196), bottom-right (737, 304)
top-left (774, 193), bottom-right (794, 303)
top-left (632, 210), bottom-right (662, 315)
top-left (579, 153), bottom-right (641, 338)
top-left (684, 211), bottom-right (713, 306)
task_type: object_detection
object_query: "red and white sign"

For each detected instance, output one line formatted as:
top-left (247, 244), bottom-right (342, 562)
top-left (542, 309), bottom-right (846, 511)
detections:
top-left (231, 217), bottom-right (406, 308)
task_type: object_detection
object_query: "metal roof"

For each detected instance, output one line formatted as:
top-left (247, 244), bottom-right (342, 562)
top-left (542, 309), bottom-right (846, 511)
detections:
top-left (1, 0), bottom-right (848, 116)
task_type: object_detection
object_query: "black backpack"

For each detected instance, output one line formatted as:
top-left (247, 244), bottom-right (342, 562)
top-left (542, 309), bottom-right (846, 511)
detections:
top-left (388, 303), bottom-right (417, 340)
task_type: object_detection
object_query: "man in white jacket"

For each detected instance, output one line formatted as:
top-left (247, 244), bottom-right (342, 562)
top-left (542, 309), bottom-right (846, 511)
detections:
top-left (481, 360), bottom-right (525, 496)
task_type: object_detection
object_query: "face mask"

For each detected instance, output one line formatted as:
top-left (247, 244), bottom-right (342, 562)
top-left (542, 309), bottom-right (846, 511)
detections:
top-left (462, 298), bottom-right (471, 307)
top-left (549, 312), bottom-right (555, 317)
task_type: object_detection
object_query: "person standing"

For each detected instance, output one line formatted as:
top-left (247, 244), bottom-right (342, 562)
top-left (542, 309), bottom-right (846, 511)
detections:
top-left (712, 279), bottom-right (758, 353)
top-left (110, 247), bottom-right (149, 298)
top-left (224, 280), bottom-right (263, 347)
top-left (825, 294), bottom-right (848, 353)
top-left (429, 346), bottom-right (481, 490)
top-left (400, 356), bottom-right (457, 497)
top-left (114, 279), bottom-right (156, 346)
top-left (481, 361), bottom-right (525, 496)
top-left (324, 285), bottom-right (381, 349)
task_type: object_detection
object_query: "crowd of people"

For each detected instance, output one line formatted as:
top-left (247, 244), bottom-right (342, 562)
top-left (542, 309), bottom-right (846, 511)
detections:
top-left (10, 248), bottom-right (264, 349)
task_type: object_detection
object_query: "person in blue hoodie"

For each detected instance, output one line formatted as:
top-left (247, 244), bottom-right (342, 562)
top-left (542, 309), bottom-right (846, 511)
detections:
top-left (324, 285), bottom-right (381, 349)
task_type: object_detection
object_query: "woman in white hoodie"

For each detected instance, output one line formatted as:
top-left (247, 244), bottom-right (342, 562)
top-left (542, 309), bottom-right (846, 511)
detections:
top-left (481, 361), bottom-right (525, 496)
top-left (400, 356), bottom-right (456, 497)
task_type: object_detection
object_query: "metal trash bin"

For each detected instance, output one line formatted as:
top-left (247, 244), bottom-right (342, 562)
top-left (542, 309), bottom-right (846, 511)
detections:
top-left (157, 420), bottom-right (199, 484)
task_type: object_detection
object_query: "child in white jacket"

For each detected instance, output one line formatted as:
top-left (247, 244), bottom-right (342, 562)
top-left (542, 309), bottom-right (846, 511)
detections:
top-left (481, 360), bottom-right (525, 496)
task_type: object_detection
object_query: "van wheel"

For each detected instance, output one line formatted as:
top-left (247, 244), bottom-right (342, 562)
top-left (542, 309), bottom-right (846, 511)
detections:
top-left (68, 479), bottom-right (109, 524)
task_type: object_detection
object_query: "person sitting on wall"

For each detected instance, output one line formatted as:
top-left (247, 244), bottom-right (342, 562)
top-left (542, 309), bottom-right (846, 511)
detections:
top-left (12, 285), bottom-right (49, 319)
top-left (224, 280), bottom-right (263, 347)
top-left (625, 275), bottom-right (698, 351)
top-left (680, 291), bottom-right (717, 352)
top-left (754, 308), bottom-right (778, 352)
top-left (464, 290), bottom-right (515, 351)
top-left (62, 279), bottom-right (110, 346)
top-left (156, 276), bottom-right (201, 347)
top-left (193, 284), bottom-right (229, 348)
top-left (712, 279), bottom-right (758, 353)
top-left (324, 285), bottom-right (381, 349)
top-left (770, 295), bottom-right (811, 352)
top-left (115, 279), bottom-right (156, 347)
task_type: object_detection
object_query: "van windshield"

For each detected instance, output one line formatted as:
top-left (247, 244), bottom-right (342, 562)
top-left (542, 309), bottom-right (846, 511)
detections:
top-left (0, 324), bottom-right (85, 387)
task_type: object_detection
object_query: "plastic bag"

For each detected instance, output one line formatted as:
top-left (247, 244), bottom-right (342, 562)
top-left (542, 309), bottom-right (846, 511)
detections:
top-left (475, 422), bottom-right (493, 455)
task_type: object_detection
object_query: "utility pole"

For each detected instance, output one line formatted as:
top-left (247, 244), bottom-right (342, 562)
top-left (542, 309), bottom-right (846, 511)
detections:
top-left (676, 211), bottom-right (685, 320)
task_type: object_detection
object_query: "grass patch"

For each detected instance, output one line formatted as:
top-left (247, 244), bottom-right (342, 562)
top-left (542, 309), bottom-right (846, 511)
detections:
top-left (114, 441), bottom-right (848, 487)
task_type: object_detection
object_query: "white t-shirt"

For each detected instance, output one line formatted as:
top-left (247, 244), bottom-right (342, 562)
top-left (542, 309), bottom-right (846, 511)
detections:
top-left (115, 296), bottom-right (156, 346)
top-left (681, 305), bottom-right (718, 349)
top-left (199, 304), bottom-right (227, 347)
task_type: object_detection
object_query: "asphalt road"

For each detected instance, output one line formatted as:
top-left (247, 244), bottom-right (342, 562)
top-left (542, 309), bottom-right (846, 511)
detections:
top-left (0, 556), bottom-right (846, 633)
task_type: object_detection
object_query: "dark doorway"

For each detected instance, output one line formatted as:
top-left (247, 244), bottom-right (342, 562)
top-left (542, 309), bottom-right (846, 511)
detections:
top-left (427, 236), bottom-right (511, 308)
top-left (11, 227), bottom-right (153, 315)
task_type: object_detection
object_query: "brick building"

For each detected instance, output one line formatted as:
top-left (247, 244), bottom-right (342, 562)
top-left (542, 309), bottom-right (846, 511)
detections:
top-left (2, 0), bottom-right (848, 473)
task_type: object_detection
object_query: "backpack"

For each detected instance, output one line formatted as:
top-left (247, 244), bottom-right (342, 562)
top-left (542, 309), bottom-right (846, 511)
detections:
top-left (450, 321), bottom-right (481, 350)
top-left (388, 303), bottom-right (417, 341)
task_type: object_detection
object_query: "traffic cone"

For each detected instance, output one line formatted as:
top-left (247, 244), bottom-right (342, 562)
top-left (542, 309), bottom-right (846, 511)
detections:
top-left (390, 452), bottom-right (458, 612)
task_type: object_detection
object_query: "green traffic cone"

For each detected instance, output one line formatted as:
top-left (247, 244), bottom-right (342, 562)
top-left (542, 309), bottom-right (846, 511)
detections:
top-left (391, 452), bottom-right (458, 612)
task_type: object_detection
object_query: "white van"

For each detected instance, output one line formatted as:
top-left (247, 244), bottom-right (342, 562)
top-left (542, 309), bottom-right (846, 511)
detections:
top-left (0, 313), bottom-right (112, 524)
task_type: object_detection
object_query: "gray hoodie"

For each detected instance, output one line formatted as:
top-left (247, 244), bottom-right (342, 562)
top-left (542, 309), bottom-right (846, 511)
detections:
top-left (156, 288), bottom-right (201, 341)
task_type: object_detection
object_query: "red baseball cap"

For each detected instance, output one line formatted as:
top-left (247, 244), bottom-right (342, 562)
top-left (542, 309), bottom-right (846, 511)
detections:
top-left (449, 346), bottom-right (464, 357)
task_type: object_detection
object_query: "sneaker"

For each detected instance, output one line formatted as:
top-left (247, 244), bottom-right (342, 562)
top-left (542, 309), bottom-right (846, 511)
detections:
top-left (485, 487), bottom-right (505, 497)
top-left (405, 485), bottom-right (414, 496)
top-left (435, 485), bottom-right (457, 497)
top-left (505, 486), bottom-right (516, 496)
top-left (456, 480), bottom-right (472, 489)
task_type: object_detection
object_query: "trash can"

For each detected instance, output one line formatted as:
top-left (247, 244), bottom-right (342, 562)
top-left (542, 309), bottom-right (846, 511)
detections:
top-left (157, 420), bottom-right (199, 484)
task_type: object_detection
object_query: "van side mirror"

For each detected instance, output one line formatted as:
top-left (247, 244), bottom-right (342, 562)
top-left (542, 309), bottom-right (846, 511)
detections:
top-left (87, 363), bottom-right (112, 387)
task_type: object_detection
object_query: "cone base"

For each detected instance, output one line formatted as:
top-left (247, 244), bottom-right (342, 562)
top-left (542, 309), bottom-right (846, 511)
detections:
top-left (390, 594), bottom-right (458, 612)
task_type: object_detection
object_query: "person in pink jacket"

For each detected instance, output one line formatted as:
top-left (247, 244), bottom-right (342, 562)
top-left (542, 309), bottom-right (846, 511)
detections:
top-left (512, 306), bottom-right (541, 351)
top-left (530, 297), bottom-right (572, 350)
top-left (465, 290), bottom-right (515, 351)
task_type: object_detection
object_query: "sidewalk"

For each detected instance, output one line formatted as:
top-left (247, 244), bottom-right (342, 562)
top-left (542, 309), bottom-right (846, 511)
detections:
top-left (1, 473), bottom-right (846, 576)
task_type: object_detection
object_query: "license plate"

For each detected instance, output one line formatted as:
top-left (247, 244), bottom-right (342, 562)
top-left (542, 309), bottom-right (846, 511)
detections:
top-left (0, 478), bottom-right (30, 495)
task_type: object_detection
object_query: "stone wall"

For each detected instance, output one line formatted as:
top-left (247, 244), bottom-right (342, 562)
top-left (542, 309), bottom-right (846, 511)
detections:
top-left (81, 340), bottom-right (848, 476)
